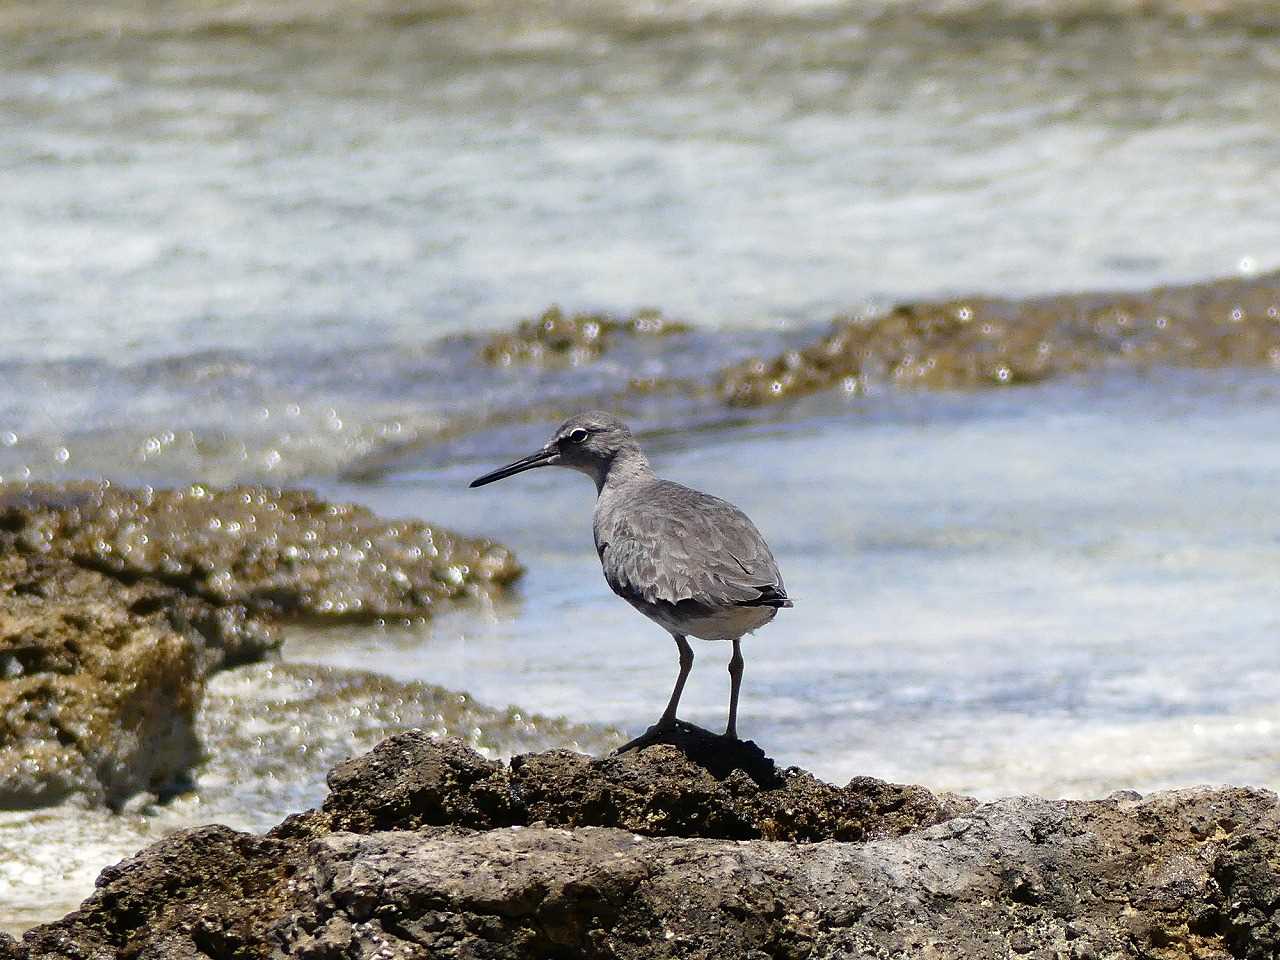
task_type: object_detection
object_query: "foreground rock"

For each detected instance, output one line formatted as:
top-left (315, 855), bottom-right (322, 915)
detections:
top-left (14, 731), bottom-right (1280, 959)
top-left (0, 665), bottom-right (616, 935)
top-left (0, 484), bottom-right (522, 809)
top-left (718, 270), bottom-right (1280, 405)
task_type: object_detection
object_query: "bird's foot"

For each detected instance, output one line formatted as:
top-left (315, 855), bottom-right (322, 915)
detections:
top-left (612, 718), bottom-right (694, 755)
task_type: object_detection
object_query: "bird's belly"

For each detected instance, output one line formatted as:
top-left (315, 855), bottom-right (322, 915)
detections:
top-left (626, 597), bottom-right (777, 641)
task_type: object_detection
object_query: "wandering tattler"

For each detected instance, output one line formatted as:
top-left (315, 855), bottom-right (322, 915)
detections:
top-left (470, 411), bottom-right (791, 747)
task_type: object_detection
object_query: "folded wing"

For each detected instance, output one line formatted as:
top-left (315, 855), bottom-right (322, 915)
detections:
top-left (596, 480), bottom-right (791, 611)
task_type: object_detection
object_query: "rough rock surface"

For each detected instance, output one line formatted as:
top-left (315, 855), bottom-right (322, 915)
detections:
top-left (0, 483), bottom-right (521, 622)
top-left (0, 485), bottom-right (522, 809)
top-left (480, 306), bottom-right (689, 367)
top-left (13, 732), bottom-right (1280, 959)
top-left (717, 271), bottom-right (1280, 405)
top-left (314, 729), bottom-right (972, 843)
top-left (0, 554), bottom-right (202, 808)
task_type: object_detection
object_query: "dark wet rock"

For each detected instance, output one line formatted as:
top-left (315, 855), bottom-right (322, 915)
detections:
top-left (718, 271), bottom-right (1280, 405)
top-left (480, 305), bottom-right (690, 367)
top-left (509, 737), bottom-right (972, 842)
top-left (0, 554), bottom-right (202, 809)
top-left (0, 483), bottom-right (521, 622)
top-left (323, 730), bottom-right (518, 833)
top-left (0, 485), bottom-right (523, 810)
top-left (16, 735), bottom-right (1280, 959)
top-left (313, 727), bottom-right (970, 843)
top-left (19, 825), bottom-right (296, 960)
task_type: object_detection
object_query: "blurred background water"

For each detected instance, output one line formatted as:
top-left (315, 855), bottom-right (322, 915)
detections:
top-left (2, 0), bottom-right (1280, 931)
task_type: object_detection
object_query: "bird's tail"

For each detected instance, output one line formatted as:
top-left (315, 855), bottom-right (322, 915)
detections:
top-left (738, 584), bottom-right (794, 609)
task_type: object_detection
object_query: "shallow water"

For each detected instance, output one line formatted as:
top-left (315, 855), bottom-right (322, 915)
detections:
top-left (300, 370), bottom-right (1280, 798)
top-left (0, 661), bottom-right (615, 934)
top-left (3, 0), bottom-right (1280, 934)
top-left (4, 0), bottom-right (1280, 478)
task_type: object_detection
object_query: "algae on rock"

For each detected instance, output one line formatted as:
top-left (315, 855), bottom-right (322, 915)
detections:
top-left (480, 306), bottom-right (690, 367)
top-left (0, 554), bottom-right (202, 808)
top-left (0, 484), bottom-right (521, 622)
top-left (0, 484), bottom-right (524, 810)
top-left (717, 271), bottom-right (1280, 405)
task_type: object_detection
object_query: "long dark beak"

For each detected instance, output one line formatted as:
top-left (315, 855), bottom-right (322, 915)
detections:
top-left (469, 446), bottom-right (557, 488)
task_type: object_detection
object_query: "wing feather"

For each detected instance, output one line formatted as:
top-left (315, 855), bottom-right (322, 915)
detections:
top-left (594, 480), bottom-right (787, 609)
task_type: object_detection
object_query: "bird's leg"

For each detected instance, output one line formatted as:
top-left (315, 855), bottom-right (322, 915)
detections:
top-left (614, 634), bottom-right (693, 754)
top-left (657, 633), bottom-right (694, 729)
top-left (725, 637), bottom-right (744, 740)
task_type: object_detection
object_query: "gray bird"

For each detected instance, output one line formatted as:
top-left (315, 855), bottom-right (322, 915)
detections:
top-left (470, 411), bottom-right (791, 745)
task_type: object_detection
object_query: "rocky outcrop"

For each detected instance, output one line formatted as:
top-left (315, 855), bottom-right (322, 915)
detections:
top-left (0, 484), bottom-right (521, 623)
top-left (480, 306), bottom-right (689, 367)
top-left (0, 485), bottom-right (522, 809)
top-left (14, 731), bottom-right (1280, 959)
top-left (717, 271), bottom-right (1280, 405)
top-left (0, 554), bottom-right (204, 808)
top-left (312, 730), bottom-right (972, 843)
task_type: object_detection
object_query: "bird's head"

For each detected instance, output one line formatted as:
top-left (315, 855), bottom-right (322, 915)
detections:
top-left (469, 411), bottom-right (643, 489)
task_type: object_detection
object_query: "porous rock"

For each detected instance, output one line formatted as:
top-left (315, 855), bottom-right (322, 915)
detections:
top-left (323, 731), bottom-right (518, 833)
top-left (718, 271), bottom-right (1280, 405)
top-left (17, 735), bottom-right (1280, 959)
top-left (0, 484), bottom-right (523, 809)
top-left (315, 727), bottom-right (971, 843)
top-left (0, 483), bottom-right (521, 622)
top-left (480, 306), bottom-right (689, 367)
top-left (0, 553), bottom-right (203, 808)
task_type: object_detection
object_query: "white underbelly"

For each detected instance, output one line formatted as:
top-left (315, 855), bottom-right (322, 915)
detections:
top-left (629, 599), bottom-right (777, 641)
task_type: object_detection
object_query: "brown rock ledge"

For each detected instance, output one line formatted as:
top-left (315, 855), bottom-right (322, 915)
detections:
top-left (0, 483), bottom-right (521, 623)
top-left (11, 731), bottom-right (1280, 959)
top-left (480, 306), bottom-right (690, 368)
top-left (717, 271), bottom-right (1280, 405)
top-left (0, 485), bottom-right (522, 809)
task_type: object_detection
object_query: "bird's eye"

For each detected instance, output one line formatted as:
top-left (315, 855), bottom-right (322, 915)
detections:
top-left (568, 428), bottom-right (589, 444)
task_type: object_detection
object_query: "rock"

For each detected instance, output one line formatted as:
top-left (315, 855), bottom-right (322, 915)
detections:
top-left (480, 306), bottom-right (689, 367)
top-left (15, 736), bottom-right (1280, 959)
top-left (315, 726), bottom-right (970, 843)
top-left (0, 554), bottom-right (202, 808)
top-left (0, 484), bottom-right (523, 809)
top-left (508, 736), bottom-right (972, 842)
top-left (0, 665), bottom-right (618, 934)
top-left (9, 736), bottom-right (1280, 957)
top-left (717, 271), bottom-right (1280, 405)
top-left (0, 483), bottom-right (521, 622)
top-left (323, 730), bottom-right (518, 833)
top-left (19, 825), bottom-right (295, 960)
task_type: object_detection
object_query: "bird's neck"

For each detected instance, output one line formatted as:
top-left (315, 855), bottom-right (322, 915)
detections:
top-left (594, 446), bottom-right (654, 495)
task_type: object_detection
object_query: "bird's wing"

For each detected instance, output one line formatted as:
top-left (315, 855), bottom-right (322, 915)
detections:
top-left (596, 480), bottom-right (787, 609)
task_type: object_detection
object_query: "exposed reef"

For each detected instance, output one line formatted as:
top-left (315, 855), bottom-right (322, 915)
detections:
top-left (0, 553), bottom-right (204, 808)
top-left (480, 306), bottom-right (690, 367)
top-left (11, 731), bottom-right (1280, 959)
top-left (0, 484), bottom-right (520, 622)
top-left (717, 271), bottom-right (1280, 405)
top-left (0, 485), bottom-right (522, 809)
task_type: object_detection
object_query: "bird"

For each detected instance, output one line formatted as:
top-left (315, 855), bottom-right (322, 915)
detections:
top-left (469, 411), bottom-right (791, 747)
